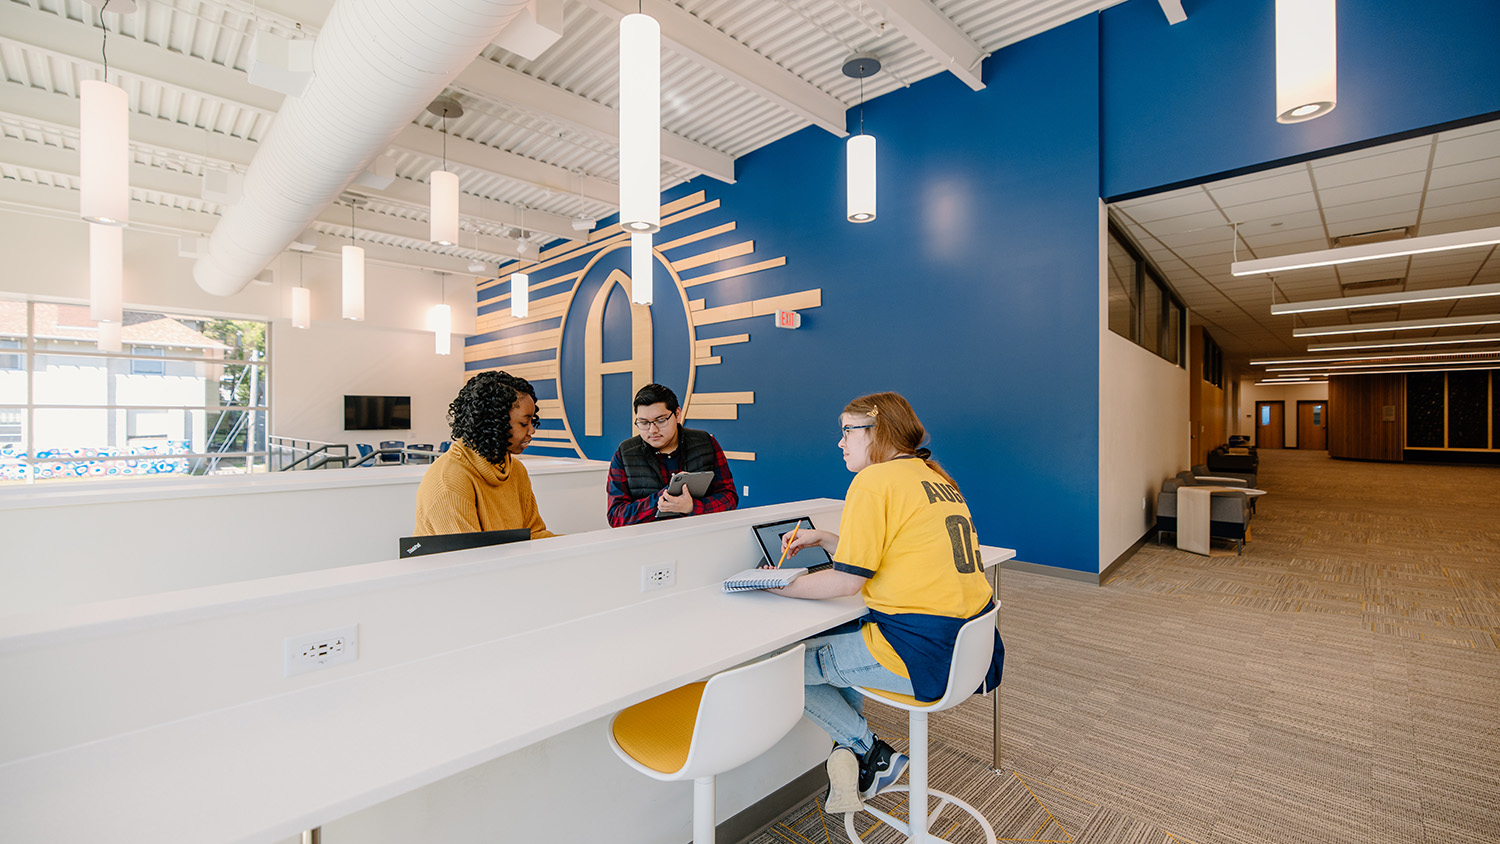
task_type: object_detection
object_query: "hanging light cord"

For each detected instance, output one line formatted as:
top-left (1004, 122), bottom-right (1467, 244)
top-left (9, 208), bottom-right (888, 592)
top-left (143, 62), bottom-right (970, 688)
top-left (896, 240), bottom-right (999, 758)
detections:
top-left (858, 70), bottom-right (865, 136)
top-left (99, 0), bottom-right (112, 80)
top-left (441, 114), bottom-right (448, 172)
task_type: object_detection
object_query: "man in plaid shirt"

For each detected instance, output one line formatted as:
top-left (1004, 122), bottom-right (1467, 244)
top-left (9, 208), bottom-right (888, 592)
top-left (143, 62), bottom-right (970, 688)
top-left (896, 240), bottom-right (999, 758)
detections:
top-left (606, 383), bottom-right (738, 527)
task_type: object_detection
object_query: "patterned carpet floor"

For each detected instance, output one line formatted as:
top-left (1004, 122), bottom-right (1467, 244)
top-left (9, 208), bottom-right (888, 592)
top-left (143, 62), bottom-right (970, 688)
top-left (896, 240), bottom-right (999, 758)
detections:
top-left (748, 450), bottom-right (1500, 844)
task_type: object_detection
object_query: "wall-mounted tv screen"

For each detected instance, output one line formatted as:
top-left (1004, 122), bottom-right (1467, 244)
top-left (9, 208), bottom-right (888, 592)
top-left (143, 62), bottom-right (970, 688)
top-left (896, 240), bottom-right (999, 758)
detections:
top-left (344, 395), bottom-right (411, 431)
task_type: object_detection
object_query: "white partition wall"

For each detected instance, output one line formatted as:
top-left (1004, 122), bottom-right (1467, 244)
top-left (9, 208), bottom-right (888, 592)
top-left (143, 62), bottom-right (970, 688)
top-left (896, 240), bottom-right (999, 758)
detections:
top-left (0, 501), bottom-right (853, 844)
top-left (0, 456), bottom-right (609, 617)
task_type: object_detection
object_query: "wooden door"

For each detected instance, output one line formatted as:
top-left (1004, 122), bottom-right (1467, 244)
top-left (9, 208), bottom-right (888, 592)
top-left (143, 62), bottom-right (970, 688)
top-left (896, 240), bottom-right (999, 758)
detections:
top-left (1256, 401), bottom-right (1285, 449)
top-left (1298, 400), bottom-right (1328, 450)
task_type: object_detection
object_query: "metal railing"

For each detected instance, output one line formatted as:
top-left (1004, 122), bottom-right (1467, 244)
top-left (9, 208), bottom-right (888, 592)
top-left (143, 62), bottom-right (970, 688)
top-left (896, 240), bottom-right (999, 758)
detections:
top-left (270, 436), bottom-right (352, 472)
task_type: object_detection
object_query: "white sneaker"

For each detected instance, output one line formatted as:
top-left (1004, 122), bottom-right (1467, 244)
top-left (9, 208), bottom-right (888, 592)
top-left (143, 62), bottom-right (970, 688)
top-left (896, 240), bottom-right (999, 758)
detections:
top-left (824, 746), bottom-right (864, 814)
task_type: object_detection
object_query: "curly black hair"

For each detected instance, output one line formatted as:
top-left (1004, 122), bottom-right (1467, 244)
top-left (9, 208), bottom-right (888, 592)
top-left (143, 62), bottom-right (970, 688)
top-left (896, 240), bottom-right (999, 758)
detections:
top-left (448, 370), bottom-right (539, 465)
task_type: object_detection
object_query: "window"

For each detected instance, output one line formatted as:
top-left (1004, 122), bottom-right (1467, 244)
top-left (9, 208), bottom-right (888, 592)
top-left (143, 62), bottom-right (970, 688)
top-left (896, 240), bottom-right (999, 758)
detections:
top-left (0, 338), bottom-right (21, 371)
top-left (1106, 222), bottom-right (1186, 366)
top-left (1202, 332), bottom-right (1224, 388)
top-left (129, 345), bottom-right (166, 375)
top-left (0, 299), bottom-right (270, 485)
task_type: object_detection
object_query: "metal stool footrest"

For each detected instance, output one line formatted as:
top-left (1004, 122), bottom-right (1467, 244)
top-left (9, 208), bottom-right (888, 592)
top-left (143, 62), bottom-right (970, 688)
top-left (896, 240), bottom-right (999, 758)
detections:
top-left (843, 787), bottom-right (997, 844)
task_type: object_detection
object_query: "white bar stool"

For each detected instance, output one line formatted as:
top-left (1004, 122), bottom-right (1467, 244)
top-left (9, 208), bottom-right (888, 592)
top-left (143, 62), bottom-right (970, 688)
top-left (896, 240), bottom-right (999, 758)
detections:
top-left (844, 605), bottom-right (1000, 844)
top-left (607, 644), bottom-right (805, 844)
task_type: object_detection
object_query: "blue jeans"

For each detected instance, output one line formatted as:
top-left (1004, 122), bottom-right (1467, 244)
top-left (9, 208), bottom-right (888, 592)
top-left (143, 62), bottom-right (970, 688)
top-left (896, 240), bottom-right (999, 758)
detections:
top-left (801, 626), bottom-right (913, 755)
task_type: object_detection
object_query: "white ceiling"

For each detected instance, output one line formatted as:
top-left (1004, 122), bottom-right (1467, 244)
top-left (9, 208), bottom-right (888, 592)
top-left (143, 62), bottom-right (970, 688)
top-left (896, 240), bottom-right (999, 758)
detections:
top-left (1111, 118), bottom-right (1500, 373)
top-left (0, 0), bottom-right (1125, 276)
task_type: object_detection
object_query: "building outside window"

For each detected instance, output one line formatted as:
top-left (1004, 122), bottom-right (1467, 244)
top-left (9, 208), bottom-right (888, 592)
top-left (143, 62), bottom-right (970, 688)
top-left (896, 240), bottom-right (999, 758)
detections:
top-left (0, 298), bottom-right (269, 484)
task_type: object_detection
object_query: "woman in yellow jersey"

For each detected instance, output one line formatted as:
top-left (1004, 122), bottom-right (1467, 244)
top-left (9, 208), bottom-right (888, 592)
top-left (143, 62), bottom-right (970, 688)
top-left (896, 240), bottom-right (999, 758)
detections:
top-left (770, 392), bottom-right (1002, 814)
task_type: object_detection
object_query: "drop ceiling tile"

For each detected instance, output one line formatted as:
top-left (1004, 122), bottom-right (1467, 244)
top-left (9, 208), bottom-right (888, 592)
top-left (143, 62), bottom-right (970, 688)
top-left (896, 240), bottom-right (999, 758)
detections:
top-left (1425, 177), bottom-right (1500, 209)
top-left (1143, 209), bottom-right (1234, 238)
top-left (1209, 170), bottom-right (1315, 207)
top-left (1320, 176), bottom-right (1428, 211)
top-left (1335, 257), bottom-right (1412, 283)
top-left (1115, 189), bottom-right (1218, 224)
top-left (1221, 193), bottom-right (1323, 227)
top-left (1427, 159), bottom-right (1500, 190)
top-left (1433, 128), bottom-right (1500, 167)
top-left (1438, 121), bottom-right (1500, 141)
top-left (1421, 201), bottom-right (1500, 226)
top-left (1243, 229), bottom-right (1329, 251)
top-left (1311, 145), bottom-right (1432, 188)
top-left (1321, 208), bottom-right (1421, 233)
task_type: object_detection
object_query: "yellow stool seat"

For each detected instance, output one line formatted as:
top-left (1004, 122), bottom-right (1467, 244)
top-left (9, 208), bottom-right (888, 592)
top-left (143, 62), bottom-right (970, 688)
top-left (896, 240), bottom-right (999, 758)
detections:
top-left (611, 681), bottom-right (707, 774)
top-left (861, 687), bottom-right (933, 709)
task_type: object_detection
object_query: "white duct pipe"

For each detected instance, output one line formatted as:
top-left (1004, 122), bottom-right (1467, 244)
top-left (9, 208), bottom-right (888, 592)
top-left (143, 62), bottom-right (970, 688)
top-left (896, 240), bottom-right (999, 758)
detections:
top-left (193, 0), bottom-right (529, 296)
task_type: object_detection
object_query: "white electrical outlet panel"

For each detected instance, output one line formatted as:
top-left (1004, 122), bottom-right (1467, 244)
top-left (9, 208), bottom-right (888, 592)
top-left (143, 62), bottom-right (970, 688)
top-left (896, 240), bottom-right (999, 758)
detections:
top-left (641, 562), bottom-right (676, 592)
top-left (284, 625), bottom-right (359, 677)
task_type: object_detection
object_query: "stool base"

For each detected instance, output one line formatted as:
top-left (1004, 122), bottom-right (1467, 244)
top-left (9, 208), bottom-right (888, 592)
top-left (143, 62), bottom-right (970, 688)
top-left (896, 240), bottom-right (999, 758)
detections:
top-left (843, 787), bottom-right (997, 844)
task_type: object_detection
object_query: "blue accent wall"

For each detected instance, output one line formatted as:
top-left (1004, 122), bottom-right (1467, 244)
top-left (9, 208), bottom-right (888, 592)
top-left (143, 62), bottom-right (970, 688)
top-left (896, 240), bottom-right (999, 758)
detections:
top-left (1101, 0), bottom-right (1500, 199)
top-left (655, 18), bottom-right (1104, 572)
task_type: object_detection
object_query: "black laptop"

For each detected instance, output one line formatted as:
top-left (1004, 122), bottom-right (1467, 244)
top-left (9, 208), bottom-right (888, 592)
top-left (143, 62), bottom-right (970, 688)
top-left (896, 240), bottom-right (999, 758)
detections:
top-left (398, 528), bottom-right (531, 559)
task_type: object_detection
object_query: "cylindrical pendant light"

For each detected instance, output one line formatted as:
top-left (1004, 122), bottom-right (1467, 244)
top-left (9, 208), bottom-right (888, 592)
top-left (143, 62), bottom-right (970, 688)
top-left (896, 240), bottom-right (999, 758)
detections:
top-left (342, 244), bottom-right (365, 321)
top-left (631, 233), bottom-right (653, 305)
top-left (430, 303), bottom-right (452, 355)
top-left (427, 97), bottom-right (463, 245)
top-left (847, 134), bottom-right (876, 223)
top-left (97, 318), bottom-right (122, 353)
top-left (291, 285), bottom-right (310, 329)
top-left (842, 53), bottom-right (880, 224)
top-left (619, 13), bottom-right (660, 233)
top-left (1275, 0), bottom-right (1337, 123)
top-left (89, 222), bottom-right (123, 323)
top-left (511, 272), bottom-right (529, 318)
top-left (80, 79), bottom-right (130, 226)
top-left (430, 170), bottom-right (459, 245)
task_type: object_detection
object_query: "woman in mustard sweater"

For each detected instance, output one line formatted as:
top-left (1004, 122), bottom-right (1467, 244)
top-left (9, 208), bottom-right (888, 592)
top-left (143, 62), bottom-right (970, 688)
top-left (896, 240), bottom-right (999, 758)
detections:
top-left (412, 370), bottom-right (555, 538)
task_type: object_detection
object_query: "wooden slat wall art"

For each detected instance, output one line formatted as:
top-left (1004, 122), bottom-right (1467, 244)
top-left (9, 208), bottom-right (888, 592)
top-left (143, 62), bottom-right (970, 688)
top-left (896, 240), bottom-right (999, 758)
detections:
top-left (464, 191), bottom-right (815, 463)
top-left (1329, 373), bottom-right (1405, 461)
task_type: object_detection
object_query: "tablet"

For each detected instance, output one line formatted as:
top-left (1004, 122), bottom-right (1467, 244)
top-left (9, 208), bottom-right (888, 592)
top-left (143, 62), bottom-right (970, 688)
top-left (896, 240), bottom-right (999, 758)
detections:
top-left (667, 470), bottom-right (714, 497)
top-left (751, 517), bottom-right (834, 571)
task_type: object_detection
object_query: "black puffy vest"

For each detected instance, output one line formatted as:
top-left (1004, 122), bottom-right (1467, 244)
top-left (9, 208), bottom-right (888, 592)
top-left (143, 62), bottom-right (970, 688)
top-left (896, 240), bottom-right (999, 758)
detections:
top-left (617, 427), bottom-right (718, 500)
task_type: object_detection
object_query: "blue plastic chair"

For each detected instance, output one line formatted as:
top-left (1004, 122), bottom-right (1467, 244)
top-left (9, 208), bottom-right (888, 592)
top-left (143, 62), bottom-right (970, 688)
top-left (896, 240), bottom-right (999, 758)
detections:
top-left (355, 443), bottom-right (374, 467)
top-left (378, 440), bottom-right (405, 465)
top-left (407, 443), bottom-right (434, 464)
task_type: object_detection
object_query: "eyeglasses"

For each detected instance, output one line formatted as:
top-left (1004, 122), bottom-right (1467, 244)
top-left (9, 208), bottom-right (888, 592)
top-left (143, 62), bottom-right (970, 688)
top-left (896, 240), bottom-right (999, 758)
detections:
top-left (635, 412), bottom-right (675, 431)
top-left (839, 424), bottom-right (874, 437)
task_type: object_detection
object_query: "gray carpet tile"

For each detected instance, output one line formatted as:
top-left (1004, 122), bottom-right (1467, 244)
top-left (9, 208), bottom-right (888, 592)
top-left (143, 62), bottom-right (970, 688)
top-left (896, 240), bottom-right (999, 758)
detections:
top-left (745, 450), bottom-right (1500, 844)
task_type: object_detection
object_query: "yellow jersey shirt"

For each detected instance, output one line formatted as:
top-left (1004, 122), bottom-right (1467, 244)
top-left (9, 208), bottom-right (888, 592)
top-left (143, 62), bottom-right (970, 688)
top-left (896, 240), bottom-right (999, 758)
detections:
top-left (832, 457), bottom-right (992, 682)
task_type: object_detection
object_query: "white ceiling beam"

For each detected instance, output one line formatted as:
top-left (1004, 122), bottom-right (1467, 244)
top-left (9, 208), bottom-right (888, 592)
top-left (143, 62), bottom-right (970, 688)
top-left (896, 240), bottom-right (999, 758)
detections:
top-left (0, 142), bottom-right (527, 268)
top-left (389, 124), bottom-right (619, 206)
top-left (0, 87), bottom-right (261, 168)
top-left (865, 0), bottom-right (986, 92)
top-left (452, 59), bottom-right (735, 183)
top-left (344, 174), bottom-right (583, 244)
top-left (577, 0), bottom-right (849, 137)
top-left (0, 4), bottom-right (283, 113)
top-left (1158, 0), bottom-right (1188, 25)
top-left (0, 5), bottom-right (615, 217)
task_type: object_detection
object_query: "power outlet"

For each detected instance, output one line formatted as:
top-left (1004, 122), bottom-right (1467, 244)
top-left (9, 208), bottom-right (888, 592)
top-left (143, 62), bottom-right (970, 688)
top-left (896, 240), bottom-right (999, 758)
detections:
top-left (284, 625), bottom-right (359, 677)
top-left (642, 562), bottom-right (676, 592)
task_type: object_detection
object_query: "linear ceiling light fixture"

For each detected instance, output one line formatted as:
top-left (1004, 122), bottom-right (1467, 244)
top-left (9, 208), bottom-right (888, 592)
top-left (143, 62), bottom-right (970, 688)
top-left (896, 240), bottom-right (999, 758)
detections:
top-left (1234, 226), bottom-right (1500, 276)
top-left (342, 203), bottom-right (365, 321)
top-left (1297, 363), bottom-right (1500, 377)
top-left (1292, 313), bottom-right (1500, 337)
top-left (1267, 354), bottom-right (1500, 373)
top-left (1253, 348), bottom-right (1500, 366)
top-left (1275, 0), bottom-right (1336, 123)
top-left (619, 11), bottom-right (660, 233)
top-left (1307, 331), bottom-right (1500, 352)
top-left (1271, 281), bottom-right (1500, 315)
top-left (843, 53), bottom-right (880, 224)
top-left (428, 97), bottom-right (462, 247)
top-left (1257, 379), bottom-right (1328, 386)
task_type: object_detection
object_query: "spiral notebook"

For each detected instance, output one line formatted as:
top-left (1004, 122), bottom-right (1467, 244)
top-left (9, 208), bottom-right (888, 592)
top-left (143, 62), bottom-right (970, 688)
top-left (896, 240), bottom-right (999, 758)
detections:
top-left (722, 566), bottom-right (806, 593)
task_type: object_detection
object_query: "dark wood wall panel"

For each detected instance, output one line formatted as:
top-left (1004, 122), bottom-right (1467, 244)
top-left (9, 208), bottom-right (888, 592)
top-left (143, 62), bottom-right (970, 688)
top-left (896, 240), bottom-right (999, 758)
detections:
top-left (1329, 374), bottom-right (1404, 461)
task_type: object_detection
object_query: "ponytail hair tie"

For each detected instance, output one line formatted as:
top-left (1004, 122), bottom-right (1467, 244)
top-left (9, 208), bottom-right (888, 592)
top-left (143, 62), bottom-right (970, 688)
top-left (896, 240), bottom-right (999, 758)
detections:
top-left (914, 447), bottom-right (932, 460)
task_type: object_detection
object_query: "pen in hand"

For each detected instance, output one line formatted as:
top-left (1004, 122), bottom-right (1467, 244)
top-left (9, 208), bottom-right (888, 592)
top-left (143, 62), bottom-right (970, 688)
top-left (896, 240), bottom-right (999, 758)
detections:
top-left (775, 523), bottom-right (801, 568)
